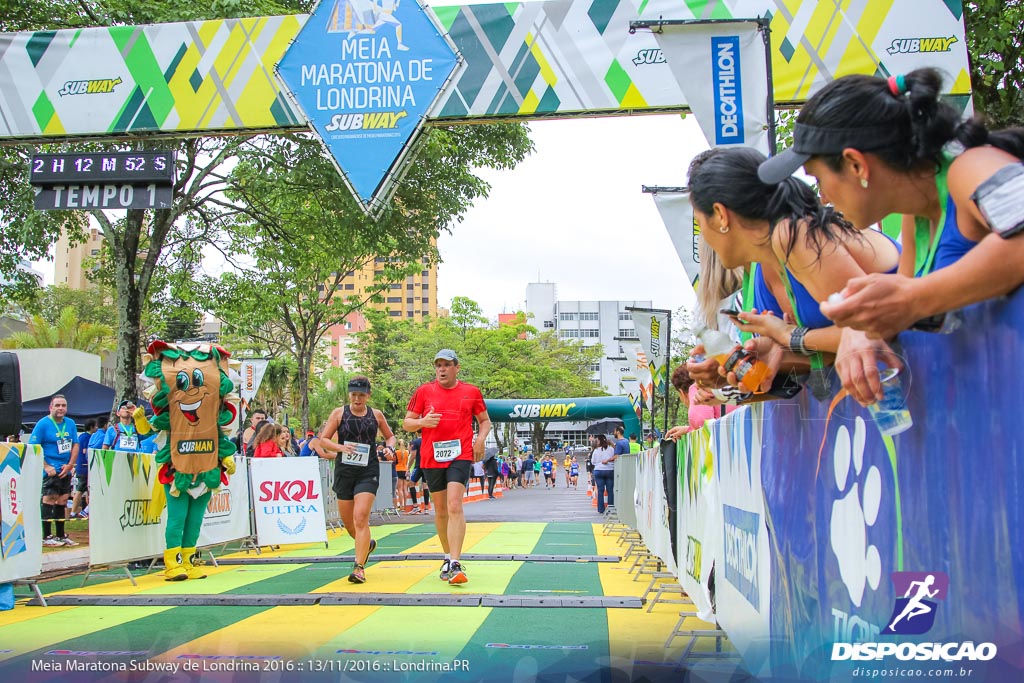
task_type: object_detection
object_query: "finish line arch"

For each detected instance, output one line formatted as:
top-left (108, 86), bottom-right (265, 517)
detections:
top-left (485, 397), bottom-right (640, 441)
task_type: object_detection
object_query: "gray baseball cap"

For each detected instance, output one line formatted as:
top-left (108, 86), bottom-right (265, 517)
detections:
top-left (434, 349), bottom-right (458, 363)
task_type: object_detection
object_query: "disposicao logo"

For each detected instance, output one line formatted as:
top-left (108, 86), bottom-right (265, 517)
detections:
top-left (887, 36), bottom-right (958, 55)
top-left (710, 36), bottom-right (744, 144)
top-left (832, 571), bottom-right (998, 662)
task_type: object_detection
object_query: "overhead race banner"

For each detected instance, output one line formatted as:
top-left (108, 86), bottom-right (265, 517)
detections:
top-left (274, 0), bottom-right (462, 213)
top-left (251, 456), bottom-right (328, 547)
top-left (651, 21), bottom-right (770, 153)
top-left (711, 404), bottom-right (771, 675)
top-left (0, 445), bottom-right (43, 584)
top-left (0, 1), bottom-right (971, 141)
top-left (485, 396), bottom-right (642, 441)
top-left (651, 190), bottom-right (699, 290)
top-left (630, 309), bottom-right (670, 391)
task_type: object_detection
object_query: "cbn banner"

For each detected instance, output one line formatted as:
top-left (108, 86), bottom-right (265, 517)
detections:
top-left (0, 1), bottom-right (969, 141)
top-left (675, 425), bottom-right (720, 622)
top-left (651, 21), bottom-right (770, 153)
top-left (0, 445), bottom-right (43, 583)
top-left (88, 450), bottom-right (252, 566)
top-left (250, 457), bottom-right (328, 547)
top-left (711, 404), bottom-right (771, 674)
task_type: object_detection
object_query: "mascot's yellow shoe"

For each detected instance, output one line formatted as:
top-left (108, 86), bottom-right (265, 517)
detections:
top-left (163, 547), bottom-right (188, 581)
top-left (182, 547), bottom-right (207, 580)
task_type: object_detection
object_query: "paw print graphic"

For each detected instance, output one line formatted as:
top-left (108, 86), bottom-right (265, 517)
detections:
top-left (829, 416), bottom-right (882, 607)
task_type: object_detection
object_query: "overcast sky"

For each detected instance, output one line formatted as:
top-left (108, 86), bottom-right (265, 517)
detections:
top-left (436, 113), bottom-right (709, 319)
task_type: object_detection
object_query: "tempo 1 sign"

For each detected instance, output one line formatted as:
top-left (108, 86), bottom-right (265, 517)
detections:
top-left (29, 150), bottom-right (175, 211)
top-left (33, 183), bottom-right (173, 210)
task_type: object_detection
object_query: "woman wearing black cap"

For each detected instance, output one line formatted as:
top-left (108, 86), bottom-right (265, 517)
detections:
top-left (318, 375), bottom-right (397, 584)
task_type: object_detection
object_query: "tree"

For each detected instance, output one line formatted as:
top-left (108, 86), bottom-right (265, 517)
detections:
top-left (354, 304), bottom-right (604, 444)
top-left (205, 123), bottom-right (532, 432)
top-left (1, 306), bottom-right (114, 355)
top-left (963, 1), bottom-right (1024, 128)
top-left (0, 0), bottom-right (311, 409)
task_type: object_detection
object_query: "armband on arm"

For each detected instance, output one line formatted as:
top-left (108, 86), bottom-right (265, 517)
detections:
top-left (971, 163), bottom-right (1024, 239)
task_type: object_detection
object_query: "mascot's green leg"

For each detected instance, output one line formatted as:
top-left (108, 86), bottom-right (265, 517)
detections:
top-left (180, 490), bottom-right (213, 579)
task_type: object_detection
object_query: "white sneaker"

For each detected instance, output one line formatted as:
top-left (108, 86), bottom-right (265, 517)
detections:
top-left (60, 536), bottom-right (79, 547)
top-left (43, 536), bottom-right (62, 547)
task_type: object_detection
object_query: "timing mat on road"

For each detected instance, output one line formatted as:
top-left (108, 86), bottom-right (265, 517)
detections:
top-left (0, 522), bottom-right (731, 682)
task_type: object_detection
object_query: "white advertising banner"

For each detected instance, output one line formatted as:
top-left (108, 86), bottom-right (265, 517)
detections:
top-left (634, 448), bottom-right (676, 575)
top-left (88, 450), bottom-right (252, 565)
top-left (88, 449), bottom-right (167, 565)
top-left (0, 445), bottom-right (44, 583)
top-left (652, 21), bottom-right (770, 154)
top-left (623, 342), bottom-right (653, 413)
top-left (676, 424), bottom-right (722, 622)
top-left (630, 309), bottom-right (670, 392)
top-left (250, 457), bottom-right (328, 547)
top-left (710, 404), bottom-right (771, 674)
top-left (196, 455), bottom-right (252, 547)
top-left (652, 190), bottom-right (699, 292)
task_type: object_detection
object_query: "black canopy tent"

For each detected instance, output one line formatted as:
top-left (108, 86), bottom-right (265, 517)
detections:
top-left (21, 376), bottom-right (116, 426)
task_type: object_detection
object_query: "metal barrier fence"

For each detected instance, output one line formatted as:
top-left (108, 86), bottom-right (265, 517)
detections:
top-left (614, 452), bottom-right (638, 530)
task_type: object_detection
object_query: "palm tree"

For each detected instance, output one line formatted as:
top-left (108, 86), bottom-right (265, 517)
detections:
top-left (1, 306), bottom-right (115, 355)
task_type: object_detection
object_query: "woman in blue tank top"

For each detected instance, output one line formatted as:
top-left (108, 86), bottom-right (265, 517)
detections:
top-left (687, 147), bottom-right (900, 392)
top-left (757, 68), bottom-right (1024, 405)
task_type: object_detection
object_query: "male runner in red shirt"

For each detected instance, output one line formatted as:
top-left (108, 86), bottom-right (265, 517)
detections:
top-left (403, 349), bottom-right (491, 584)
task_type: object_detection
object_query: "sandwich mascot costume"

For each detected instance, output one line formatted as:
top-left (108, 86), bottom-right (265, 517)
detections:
top-left (142, 341), bottom-right (237, 581)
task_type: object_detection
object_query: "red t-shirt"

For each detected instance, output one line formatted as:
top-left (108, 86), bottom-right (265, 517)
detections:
top-left (253, 441), bottom-right (284, 458)
top-left (407, 380), bottom-right (486, 468)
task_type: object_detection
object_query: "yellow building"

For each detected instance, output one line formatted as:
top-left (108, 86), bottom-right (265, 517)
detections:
top-left (53, 223), bottom-right (104, 290)
top-left (329, 251), bottom-right (438, 368)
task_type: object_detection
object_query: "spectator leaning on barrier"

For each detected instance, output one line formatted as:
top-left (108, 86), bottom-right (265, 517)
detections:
top-left (757, 69), bottom-right (1024, 404)
top-left (251, 424), bottom-right (288, 458)
top-left (29, 394), bottom-right (79, 547)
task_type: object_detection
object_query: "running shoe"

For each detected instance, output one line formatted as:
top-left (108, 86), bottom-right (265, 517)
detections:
top-left (59, 536), bottom-right (79, 547)
top-left (348, 564), bottom-right (366, 584)
top-left (448, 561), bottom-right (467, 585)
top-left (43, 536), bottom-right (62, 547)
top-left (439, 559), bottom-right (451, 581)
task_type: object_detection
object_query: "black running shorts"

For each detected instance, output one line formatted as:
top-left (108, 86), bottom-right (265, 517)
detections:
top-left (423, 460), bottom-right (472, 494)
top-left (333, 469), bottom-right (380, 501)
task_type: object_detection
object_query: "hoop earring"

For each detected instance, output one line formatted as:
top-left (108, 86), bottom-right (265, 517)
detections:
top-left (860, 178), bottom-right (869, 189)
top-left (719, 225), bottom-right (730, 234)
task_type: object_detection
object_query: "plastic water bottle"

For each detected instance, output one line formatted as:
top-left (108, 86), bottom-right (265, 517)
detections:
top-left (697, 328), bottom-right (770, 394)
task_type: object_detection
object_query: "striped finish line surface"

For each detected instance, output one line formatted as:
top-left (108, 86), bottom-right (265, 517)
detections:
top-left (0, 522), bottom-right (737, 682)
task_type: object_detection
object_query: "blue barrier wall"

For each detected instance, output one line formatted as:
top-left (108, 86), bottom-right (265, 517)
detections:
top-left (761, 288), bottom-right (1023, 681)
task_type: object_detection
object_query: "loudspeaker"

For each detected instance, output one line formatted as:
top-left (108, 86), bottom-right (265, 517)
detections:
top-left (0, 352), bottom-right (23, 437)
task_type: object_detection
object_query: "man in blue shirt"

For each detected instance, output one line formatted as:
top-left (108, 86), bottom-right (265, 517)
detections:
top-left (102, 400), bottom-right (145, 453)
top-left (71, 418), bottom-right (98, 520)
top-left (613, 426), bottom-right (630, 461)
top-left (28, 394), bottom-right (80, 547)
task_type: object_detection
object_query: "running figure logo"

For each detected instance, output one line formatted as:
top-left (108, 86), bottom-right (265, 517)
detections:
top-left (327, 0), bottom-right (409, 50)
top-left (881, 571), bottom-right (949, 635)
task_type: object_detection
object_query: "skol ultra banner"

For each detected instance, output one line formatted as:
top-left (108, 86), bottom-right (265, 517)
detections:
top-left (250, 456), bottom-right (328, 547)
top-left (0, 1), bottom-right (970, 141)
top-left (0, 445), bottom-right (43, 583)
top-left (651, 21), bottom-right (770, 153)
